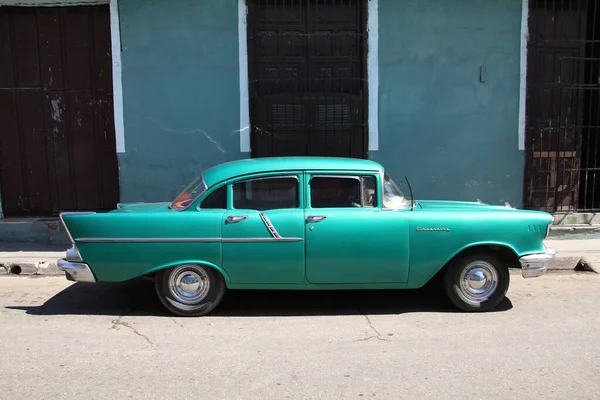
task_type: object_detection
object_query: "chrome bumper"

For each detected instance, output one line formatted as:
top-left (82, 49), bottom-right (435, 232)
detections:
top-left (519, 247), bottom-right (556, 278)
top-left (57, 259), bottom-right (96, 283)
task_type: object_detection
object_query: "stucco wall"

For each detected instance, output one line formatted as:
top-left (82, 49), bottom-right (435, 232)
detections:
top-left (373, 0), bottom-right (524, 206)
top-left (117, 0), bottom-right (524, 205)
top-left (118, 0), bottom-right (241, 202)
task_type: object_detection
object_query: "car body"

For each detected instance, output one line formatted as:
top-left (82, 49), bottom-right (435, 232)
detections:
top-left (58, 157), bottom-right (556, 315)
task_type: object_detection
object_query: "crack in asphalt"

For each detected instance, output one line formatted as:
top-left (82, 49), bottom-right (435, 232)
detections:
top-left (171, 318), bottom-right (184, 328)
top-left (356, 309), bottom-right (389, 342)
top-left (110, 311), bottom-right (154, 346)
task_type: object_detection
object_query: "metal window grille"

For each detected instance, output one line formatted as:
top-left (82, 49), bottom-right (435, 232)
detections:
top-left (246, 0), bottom-right (369, 159)
top-left (525, 0), bottom-right (600, 212)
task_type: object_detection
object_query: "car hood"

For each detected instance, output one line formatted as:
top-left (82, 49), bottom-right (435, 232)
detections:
top-left (414, 200), bottom-right (514, 211)
top-left (111, 202), bottom-right (172, 213)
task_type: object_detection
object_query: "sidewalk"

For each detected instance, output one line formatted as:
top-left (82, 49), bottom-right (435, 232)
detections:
top-left (0, 239), bottom-right (598, 277)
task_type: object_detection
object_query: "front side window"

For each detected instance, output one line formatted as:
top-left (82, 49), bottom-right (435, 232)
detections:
top-left (310, 176), bottom-right (362, 208)
top-left (310, 175), bottom-right (379, 208)
top-left (233, 176), bottom-right (299, 210)
top-left (171, 176), bottom-right (207, 210)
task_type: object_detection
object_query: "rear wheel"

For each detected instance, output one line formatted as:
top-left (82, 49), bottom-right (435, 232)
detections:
top-left (443, 252), bottom-right (509, 312)
top-left (155, 264), bottom-right (226, 316)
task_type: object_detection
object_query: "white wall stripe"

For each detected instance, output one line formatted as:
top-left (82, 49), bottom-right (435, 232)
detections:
top-left (239, 0), bottom-right (251, 153)
top-left (518, 0), bottom-right (529, 151)
top-left (367, 0), bottom-right (379, 151)
top-left (110, 0), bottom-right (125, 153)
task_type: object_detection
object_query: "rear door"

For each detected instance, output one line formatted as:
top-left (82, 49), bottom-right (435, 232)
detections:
top-left (305, 173), bottom-right (410, 284)
top-left (221, 173), bottom-right (306, 284)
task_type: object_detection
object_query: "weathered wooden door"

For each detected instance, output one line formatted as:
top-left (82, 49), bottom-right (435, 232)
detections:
top-left (0, 6), bottom-right (120, 217)
top-left (247, 0), bottom-right (368, 159)
top-left (524, 0), bottom-right (592, 211)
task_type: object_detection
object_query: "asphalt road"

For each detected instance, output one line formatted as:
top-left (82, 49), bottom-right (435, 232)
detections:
top-left (1, 272), bottom-right (599, 400)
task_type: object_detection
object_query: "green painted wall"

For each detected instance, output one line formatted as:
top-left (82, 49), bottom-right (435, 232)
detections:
top-left (118, 0), bottom-right (241, 202)
top-left (118, 0), bottom-right (524, 206)
top-left (373, 0), bottom-right (524, 206)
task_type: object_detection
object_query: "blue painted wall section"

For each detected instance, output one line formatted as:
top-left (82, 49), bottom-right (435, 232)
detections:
top-left (118, 0), bottom-right (241, 202)
top-left (117, 0), bottom-right (524, 207)
top-left (373, 0), bottom-right (524, 207)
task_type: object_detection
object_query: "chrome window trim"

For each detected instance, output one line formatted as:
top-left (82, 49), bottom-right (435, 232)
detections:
top-left (309, 175), bottom-right (361, 181)
top-left (234, 174), bottom-right (300, 183)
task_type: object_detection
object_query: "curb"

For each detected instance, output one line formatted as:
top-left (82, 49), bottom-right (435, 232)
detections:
top-left (0, 260), bottom-right (62, 276)
top-left (0, 257), bottom-right (597, 278)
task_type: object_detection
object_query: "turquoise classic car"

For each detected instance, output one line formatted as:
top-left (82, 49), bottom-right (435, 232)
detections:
top-left (58, 157), bottom-right (556, 316)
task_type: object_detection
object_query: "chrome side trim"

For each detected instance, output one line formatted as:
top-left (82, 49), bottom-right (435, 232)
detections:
top-left (116, 202), bottom-right (144, 209)
top-left (259, 213), bottom-right (281, 238)
top-left (57, 259), bottom-right (96, 283)
top-left (519, 247), bottom-right (556, 278)
top-left (59, 212), bottom-right (97, 244)
top-left (76, 237), bottom-right (221, 243)
top-left (225, 237), bottom-right (301, 243)
top-left (75, 237), bottom-right (302, 243)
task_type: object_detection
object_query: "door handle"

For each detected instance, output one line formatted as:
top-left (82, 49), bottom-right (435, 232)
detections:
top-left (226, 215), bottom-right (248, 223)
top-left (306, 215), bottom-right (327, 223)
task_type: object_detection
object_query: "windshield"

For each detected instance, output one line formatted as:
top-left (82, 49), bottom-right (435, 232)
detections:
top-left (382, 172), bottom-right (410, 209)
top-left (170, 175), bottom-right (207, 210)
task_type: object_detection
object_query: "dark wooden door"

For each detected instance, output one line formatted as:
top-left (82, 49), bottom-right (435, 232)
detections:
top-left (524, 0), bottom-right (589, 211)
top-left (0, 6), bottom-right (119, 217)
top-left (247, 0), bottom-right (367, 159)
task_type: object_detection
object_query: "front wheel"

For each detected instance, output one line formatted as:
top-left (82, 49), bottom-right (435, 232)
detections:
top-left (155, 264), bottom-right (226, 316)
top-left (443, 252), bottom-right (509, 312)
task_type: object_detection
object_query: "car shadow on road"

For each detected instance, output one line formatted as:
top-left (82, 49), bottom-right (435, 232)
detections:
top-left (5, 278), bottom-right (513, 317)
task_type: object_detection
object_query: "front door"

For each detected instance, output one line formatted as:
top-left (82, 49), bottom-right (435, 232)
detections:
top-left (305, 174), bottom-right (410, 284)
top-left (221, 174), bottom-right (306, 284)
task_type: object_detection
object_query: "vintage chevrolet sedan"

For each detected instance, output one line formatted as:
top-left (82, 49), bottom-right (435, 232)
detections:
top-left (58, 157), bottom-right (556, 316)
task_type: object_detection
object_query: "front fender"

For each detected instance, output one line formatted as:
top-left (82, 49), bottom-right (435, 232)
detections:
top-left (407, 241), bottom-right (521, 289)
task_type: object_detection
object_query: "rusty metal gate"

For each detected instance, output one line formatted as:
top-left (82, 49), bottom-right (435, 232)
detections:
top-left (0, 5), bottom-right (120, 217)
top-left (246, 0), bottom-right (368, 158)
top-left (525, 0), bottom-right (600, 212)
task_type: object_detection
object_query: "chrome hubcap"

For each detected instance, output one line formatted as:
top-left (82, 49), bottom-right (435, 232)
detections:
top-left (168, 265), bottom-right (210, 305)
top-left (459, 261), bottom-right (498, 303)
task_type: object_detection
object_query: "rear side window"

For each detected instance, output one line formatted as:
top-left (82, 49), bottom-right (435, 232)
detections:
top-left (200, 186), bottom-right (227, 209)
top-left (233, 177), bottom-right (299, 210)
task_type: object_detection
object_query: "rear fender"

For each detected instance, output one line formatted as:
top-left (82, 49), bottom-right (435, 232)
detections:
top-left (142, 260), bottom-right (231, 286)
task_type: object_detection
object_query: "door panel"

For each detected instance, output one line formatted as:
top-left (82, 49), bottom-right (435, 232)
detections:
top-left (0, 6), bottom-right (119, 217)
top-left (305, 209), bottom-right (410, 284)
top-left (222, 208), bottom-right (306, 284)
top-left (247, 0), bottom-right (367, 159)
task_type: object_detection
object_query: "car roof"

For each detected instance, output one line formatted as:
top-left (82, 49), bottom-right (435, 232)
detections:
top-left (202, 156), bottom-right (384, 187)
